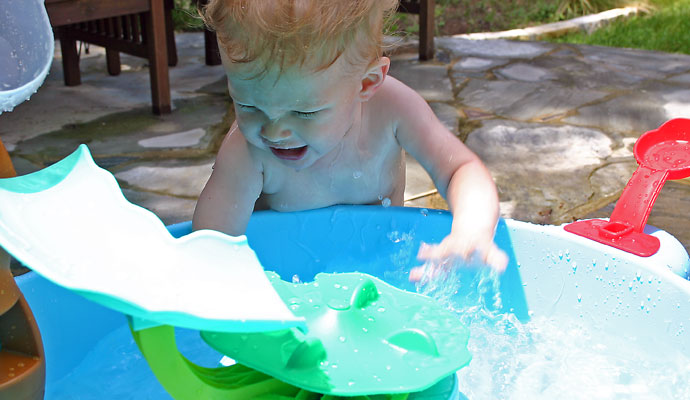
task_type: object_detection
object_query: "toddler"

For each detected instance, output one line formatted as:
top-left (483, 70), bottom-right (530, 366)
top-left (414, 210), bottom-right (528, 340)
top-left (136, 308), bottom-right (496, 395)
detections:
top-left (193, 0), bottom-right (507, 276)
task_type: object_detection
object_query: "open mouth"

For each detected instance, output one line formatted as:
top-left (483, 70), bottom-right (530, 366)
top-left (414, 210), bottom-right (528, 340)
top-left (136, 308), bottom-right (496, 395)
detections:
top-left (270, 145), bottom-right (308, 161)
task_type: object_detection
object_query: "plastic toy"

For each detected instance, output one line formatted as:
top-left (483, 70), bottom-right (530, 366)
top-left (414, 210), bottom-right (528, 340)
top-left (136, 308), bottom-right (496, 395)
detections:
top-left (566, 118), bottom-right (690, 256)
top-left (0, 134), bottom-right (45, 400)
top-left (0, 0), bottom-right (54, 114)
top-left (0, 145), bottom-right (472, 398)
top-left (0, 145), bottom-right (305, 333)
top-left (132, 271), bottom-right (470, 398)
top-left (0, 0), bottom-right (54, 394)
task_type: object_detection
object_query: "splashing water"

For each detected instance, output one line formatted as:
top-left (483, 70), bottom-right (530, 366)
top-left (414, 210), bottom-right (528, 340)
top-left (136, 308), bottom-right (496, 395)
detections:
top-left (415, 258), bottom-right (690, 399)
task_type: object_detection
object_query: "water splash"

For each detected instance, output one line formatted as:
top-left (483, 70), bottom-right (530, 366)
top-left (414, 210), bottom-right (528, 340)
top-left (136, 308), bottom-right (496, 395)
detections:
top-left (412, 257), bottom-right (690, 399)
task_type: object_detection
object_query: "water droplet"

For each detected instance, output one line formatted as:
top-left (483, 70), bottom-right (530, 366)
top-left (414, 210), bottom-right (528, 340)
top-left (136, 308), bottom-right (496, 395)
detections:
top-left (378, 307), bottom-right (386, 312)
top-left (381, 197), bottom-right (391, 207)
top-left (339, 336), bottom-right (346, 343)
top-left (577, 294), bottom-right (582, 303)
top-left (353, 170), bottom-right (362, 179)
top-left (292, 274), bottom-right (301, 284)
top-left (420, 208), bottom-right (428, 216)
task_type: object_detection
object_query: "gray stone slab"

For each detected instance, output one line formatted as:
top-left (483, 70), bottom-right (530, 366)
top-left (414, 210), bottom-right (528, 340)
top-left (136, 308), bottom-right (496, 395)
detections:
top-left (495, 62), bottom-right (557, 82)
top-left (668, 73), bottom-right (690, 84)
top-left (563, 92), bottom-right (672, 135)
top-left (450, 57), bottom-right (509, 80)
top-left (578, 44), bottom-right (690, 77)
top-left (138, 128), bottom-right (207, 148)
top-left (404, 153), bottom-right (436, 199)
top-left (121, 188), bottom-right (197, 225)
top-left (10, 96), bottom-right (230, 164)
top-left (525, 54), bottom-right (649, 89)
top-left (390, 57), bottom-right (453, 102)
top-left (466, 120), bottom-right (614, 223)
top-left (436, 38), bottom-right (553, 59)
top-left (115, 159), bottom-right (215, 199)
top-left (458, 79), bottom-right (608, 122)
top-left (453, 56), bottom-right (509, 72)
top-left (429, 102), bottom-right (461, 134)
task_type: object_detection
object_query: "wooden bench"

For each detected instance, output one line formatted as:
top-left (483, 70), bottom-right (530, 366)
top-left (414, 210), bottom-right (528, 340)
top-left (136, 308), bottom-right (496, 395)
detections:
top-left (45, 0), bottom-right (174, 114)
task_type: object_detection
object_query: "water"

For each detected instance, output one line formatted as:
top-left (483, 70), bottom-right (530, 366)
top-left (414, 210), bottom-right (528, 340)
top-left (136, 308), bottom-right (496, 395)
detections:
top-left (45, 243), bottom-right (690, 400)
top-left (415, 263), bottom-right (690, 400)
top-left (49, 326), bottom-right (224, 399)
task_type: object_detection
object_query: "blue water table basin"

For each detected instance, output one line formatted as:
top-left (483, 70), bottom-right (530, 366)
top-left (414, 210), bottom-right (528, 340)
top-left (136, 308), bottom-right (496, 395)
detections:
top-left (12, 203), bottom-right (690, 399)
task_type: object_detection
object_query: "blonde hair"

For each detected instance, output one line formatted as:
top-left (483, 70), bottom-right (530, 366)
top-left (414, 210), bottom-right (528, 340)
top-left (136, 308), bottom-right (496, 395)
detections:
top-left (203, 0), bottom-right (398, 74)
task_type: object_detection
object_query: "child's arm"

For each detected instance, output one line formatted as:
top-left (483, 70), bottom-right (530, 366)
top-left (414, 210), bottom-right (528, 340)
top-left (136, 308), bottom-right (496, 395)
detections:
top-left (385, 78), bottom-right (508, 274)
top-left (192, 123), bottom-right (263, 236)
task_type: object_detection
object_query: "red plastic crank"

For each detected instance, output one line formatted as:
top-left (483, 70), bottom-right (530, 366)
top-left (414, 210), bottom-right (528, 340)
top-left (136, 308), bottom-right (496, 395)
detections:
top-left (565, 118), bottom-right (690, 256)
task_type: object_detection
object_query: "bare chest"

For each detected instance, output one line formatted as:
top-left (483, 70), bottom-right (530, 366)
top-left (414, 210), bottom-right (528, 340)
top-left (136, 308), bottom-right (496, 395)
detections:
top-left (258, 143), bottom-right (405, 212)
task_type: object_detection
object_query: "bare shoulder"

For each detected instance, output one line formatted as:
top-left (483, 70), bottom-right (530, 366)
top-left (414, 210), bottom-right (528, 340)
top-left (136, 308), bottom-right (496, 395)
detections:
top-left (371, 76), bottom-right (437, 133)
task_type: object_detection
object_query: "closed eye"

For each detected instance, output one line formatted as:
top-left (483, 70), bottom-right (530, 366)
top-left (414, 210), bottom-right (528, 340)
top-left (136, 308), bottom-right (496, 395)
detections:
top-left (294, 110), bottom-right (319, 119)
top-left (236, 103), bottom-right (256, 111)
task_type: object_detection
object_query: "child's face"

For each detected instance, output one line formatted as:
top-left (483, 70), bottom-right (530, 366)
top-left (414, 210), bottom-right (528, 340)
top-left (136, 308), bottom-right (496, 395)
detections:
top-left (224, 57), bottom-right (364, 171)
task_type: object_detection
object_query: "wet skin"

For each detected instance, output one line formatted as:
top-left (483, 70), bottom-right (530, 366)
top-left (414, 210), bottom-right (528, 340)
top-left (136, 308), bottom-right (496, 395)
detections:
top-left (193, 53), bottom-right (507, 272)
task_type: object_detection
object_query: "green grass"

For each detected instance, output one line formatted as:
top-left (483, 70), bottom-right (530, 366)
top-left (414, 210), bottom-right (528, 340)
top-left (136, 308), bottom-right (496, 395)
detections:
top-left (551, 0), bottom-right (690, 55)
top-left (172, 0), bottom-right (204, 32)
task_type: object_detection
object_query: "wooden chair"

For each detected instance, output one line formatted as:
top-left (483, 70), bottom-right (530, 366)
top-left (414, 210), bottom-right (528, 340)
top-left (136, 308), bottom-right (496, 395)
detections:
top-left (398, 0), bottom-right (435, 60)
top-left (45, 0), bottom-right (174, 115)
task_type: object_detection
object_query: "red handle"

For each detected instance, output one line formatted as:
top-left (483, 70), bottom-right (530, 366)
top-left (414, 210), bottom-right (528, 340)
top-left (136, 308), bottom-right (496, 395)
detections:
top-left (608, 165), bottom-right (669, 234)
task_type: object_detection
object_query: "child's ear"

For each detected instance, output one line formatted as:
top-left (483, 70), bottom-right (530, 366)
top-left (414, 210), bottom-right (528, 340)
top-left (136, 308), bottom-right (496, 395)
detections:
top-left (358, 57), bottom-right (390, 101)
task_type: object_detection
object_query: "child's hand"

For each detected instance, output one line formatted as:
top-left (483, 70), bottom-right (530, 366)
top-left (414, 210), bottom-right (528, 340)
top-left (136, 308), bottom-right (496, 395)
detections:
top-left (409, 231), bottom-right (508, 282)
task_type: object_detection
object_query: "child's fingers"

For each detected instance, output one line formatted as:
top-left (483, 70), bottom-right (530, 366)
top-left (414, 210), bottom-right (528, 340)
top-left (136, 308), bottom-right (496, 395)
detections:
top-left (409, 266), bottom-right (425, 282)
top-left (417, 240), bottom-right (472, 261)
top-left (483, 245), bottom-right (509, 273)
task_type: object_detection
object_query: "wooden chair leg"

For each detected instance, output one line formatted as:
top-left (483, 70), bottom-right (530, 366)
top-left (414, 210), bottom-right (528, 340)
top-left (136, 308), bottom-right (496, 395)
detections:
top-left (418, 0), bottom-right (435, 60)
top-left (164, 0), bottom-right (178, 67)
top-left (105, 48), bottom-right (121, 76)
top-left (204, 29), bottom-right (222, 66)
top-left (58, 32), bottom-right (81, 86)
top-left (144, 0), bottom-right (171, 115)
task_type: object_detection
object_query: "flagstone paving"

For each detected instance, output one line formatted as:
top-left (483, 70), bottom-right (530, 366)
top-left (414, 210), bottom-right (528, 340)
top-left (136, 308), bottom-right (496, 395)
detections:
top-left (1, 32), bottom-right (689, 265)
